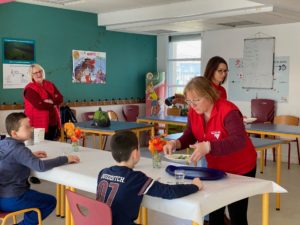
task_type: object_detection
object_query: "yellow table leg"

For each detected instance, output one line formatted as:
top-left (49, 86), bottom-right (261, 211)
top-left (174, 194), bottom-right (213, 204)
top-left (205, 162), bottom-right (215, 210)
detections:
top-left (276, 144), bottom-right (281, 210)
top-left (192, 221), bottom-right (199, 225)
top-left (99, 134), bottom-right (103, 149)
top-left (136, 207), bottom-right (142, 224)
top-left (151, 127), bottom-right (155, 138)
top-left (262, 193), bottom-right (269, 225)
top-left (60, 185), bottom-right (65, 218)
top-left (141, 207), bottom-right (148, 225)
top-left (260, 150), bottom-right (264, 173)
top-left (56, 184), bottom-right (61, 216)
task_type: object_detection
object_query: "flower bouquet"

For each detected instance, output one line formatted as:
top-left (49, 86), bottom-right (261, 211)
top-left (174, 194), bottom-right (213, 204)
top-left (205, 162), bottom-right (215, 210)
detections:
top-left (148, 137), bottom-right (166, 168)
top-left (64, 121), bottom-right (82, 152)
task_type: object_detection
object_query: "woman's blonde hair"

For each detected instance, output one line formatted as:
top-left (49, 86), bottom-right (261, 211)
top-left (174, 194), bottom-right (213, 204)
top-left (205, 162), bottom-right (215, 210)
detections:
top-left (28, 64), bottom-right (45, 81)
top-left (184, 76), bottom-right (219, 103)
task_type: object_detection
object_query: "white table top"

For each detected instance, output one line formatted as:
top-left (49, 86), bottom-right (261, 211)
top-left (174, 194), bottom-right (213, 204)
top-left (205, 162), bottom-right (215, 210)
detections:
top-left (29, 141), bottom-right (286, 224)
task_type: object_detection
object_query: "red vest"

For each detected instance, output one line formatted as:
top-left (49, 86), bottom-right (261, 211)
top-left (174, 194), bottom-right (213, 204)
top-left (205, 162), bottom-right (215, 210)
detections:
top-left (24, 80), bottom-right (60, 132)
top-left (212, 82), bottom-right (227, 100)
top-left (189, 99), bottom-right (256, 174)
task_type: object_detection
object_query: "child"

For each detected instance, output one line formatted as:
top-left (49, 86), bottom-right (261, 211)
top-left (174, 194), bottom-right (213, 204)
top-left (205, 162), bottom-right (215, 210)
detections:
top-left (96, 130), bottom-right (202, 225)
top-left (0, 112), bottom-right (80, 225)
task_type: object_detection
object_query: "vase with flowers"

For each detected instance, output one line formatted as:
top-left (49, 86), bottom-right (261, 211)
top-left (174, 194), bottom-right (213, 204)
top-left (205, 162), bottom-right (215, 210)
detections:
top-left (148, 137), bottom-right (166, 168)
top-left (64, 121), bottom-right (82, 152)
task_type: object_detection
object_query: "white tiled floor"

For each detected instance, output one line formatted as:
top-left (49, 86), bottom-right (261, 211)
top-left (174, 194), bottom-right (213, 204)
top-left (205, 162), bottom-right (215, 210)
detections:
top-left (28, 144), bottom-right (300, 225)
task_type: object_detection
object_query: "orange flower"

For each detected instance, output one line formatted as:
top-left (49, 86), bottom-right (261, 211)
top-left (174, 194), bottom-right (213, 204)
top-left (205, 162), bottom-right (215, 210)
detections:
top-left (64, 122), bottom-right (82, 142)
top-left (148, 137), bottom-right (166, 155)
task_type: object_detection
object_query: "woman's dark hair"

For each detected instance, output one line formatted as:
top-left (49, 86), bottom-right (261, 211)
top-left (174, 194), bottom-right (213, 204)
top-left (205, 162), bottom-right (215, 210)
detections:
top-left (203, 56), bottom-right (228, 84)
top-left (5, 112), bottom-right (27, 136)
top-left (110, 130), bottom-right (138, 162)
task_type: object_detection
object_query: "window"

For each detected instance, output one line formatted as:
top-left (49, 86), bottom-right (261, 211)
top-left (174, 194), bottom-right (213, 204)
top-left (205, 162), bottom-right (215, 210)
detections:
top-left (167, 35), bottom-right (201, 96)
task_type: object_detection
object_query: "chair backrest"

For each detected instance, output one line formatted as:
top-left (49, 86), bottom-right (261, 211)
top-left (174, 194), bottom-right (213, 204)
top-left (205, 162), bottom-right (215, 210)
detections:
top-left (107, 110), bottom-right (118, 121)
top-left (66, 190), bottom-right (112, 225)
top-left (273, 115), bottom-right (299, 126)
top-left (251, 99), bottom-right (275, 123)
top-left (0, 208), bottom-right (42, 225)
top-left (81, 112), bottom-right (95, 121)
top-left (167, 107), bottom-right (181, 116)
top-left (122, 105), bottom-right (139, 122)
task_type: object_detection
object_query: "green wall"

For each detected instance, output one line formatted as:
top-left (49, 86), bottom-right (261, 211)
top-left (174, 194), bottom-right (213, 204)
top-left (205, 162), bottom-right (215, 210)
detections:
top-left (0, 2), bottom-right (157, 104)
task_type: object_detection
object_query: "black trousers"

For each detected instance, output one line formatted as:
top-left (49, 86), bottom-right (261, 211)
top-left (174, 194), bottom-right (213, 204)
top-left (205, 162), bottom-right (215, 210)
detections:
top-left (209, 166), bottom-right (257, 225)
top-left (45, 125), bottom-right (59, 141)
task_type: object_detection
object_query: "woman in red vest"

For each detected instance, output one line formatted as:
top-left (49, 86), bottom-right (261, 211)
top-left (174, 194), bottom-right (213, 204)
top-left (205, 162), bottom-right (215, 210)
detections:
top-left (24, 64), bottom-right (63, 141)
top-left (164, 77), bottom-right (257, 225)
top-left (204, 56), bottom-right (228, 100)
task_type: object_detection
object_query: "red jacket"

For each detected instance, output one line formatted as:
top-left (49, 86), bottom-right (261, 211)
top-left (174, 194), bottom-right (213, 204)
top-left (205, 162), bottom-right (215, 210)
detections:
top-left (24, 80), bottom-right (62, 132)
top-left (188, 99), bottom-right (256, 174)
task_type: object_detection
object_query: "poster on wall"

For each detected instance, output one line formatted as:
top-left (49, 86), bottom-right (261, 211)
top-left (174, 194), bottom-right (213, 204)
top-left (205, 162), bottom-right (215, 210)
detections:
top-left (2, 38), bottom-right (35, 89)
top-left (72, 50), bottom-right (106, 84)
top-left (145, 72), bottom-right (165, 116)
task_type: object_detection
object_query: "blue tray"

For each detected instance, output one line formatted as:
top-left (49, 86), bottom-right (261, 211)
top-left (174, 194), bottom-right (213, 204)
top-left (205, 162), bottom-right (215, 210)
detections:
top-left (165, 165), bottom-right (226, 180)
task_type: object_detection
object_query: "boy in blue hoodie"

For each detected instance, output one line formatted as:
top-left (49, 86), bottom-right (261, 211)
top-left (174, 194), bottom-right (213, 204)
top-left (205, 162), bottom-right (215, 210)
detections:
top-left (0, 112), bottom-right (80, 225)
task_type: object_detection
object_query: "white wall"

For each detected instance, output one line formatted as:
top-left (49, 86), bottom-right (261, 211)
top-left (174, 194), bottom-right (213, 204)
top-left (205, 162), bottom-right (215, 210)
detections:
top-left (202, 22), bottom-right (300, 118)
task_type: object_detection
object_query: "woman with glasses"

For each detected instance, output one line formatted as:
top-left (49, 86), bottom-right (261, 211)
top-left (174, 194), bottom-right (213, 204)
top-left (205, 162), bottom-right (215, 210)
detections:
top-left (204, 56), bottom-right (228, 100)
top-left (163, 77), bottom-right (256, 225)
top-left (24, 64), bottom-right (63, 141)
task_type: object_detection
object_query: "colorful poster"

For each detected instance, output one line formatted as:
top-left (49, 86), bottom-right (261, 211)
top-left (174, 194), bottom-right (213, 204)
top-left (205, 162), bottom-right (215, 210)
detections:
top-left (2, 38), bottom-right (35, 89)
top-left (72, 50), bottom-right (106, 84)
top-left (145, 72), bottom-right (165, 116)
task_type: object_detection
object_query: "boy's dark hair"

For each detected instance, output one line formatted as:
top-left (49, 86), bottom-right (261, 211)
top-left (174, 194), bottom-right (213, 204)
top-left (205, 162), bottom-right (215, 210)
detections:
top-left (5, 112), bottom-right (27, 136)
top-left (110, 130), bottom-right (138, 162)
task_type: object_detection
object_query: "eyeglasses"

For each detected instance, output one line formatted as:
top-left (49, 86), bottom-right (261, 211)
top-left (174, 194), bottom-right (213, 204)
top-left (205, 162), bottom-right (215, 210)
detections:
top-left (217, 69), bottom-right (228, 74)
top-left (185, 99), bottom-right (201, 105)
top-left (32, 70), bottom-right (42, 76)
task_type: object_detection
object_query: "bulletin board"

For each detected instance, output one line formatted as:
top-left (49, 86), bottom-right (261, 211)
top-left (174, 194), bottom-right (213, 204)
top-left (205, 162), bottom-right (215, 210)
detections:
top-left (228, 56), bottom-right (289, 103)
top-left (242, 37), bottom-right (275, 88)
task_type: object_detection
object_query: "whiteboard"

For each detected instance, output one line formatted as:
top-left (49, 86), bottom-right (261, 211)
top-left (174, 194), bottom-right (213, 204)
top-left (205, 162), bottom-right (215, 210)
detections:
top-left (228, 57), bottom-right (289, 103)
top-left (242, 37), bottom-right (275, 88)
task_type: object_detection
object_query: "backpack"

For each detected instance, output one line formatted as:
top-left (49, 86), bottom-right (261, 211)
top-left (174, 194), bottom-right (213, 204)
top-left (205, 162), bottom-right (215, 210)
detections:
top-left (60, 106), bottom-right (77, 124)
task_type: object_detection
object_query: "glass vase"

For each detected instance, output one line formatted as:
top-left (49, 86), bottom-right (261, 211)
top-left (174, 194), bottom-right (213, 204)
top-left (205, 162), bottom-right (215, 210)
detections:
top-left (71, 140), bottom-right (80, 152)
top-left (152, 151), bottom-right (162, 169)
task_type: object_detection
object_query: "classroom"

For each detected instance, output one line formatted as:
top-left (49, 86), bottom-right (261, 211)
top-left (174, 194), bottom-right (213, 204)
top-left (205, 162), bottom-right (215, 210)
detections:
top-left (0, 1), bottom-right (299, 225)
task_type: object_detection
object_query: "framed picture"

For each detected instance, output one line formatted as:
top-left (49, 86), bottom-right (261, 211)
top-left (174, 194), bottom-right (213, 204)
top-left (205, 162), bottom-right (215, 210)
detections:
top-left (2, 38), bottom-right (35, 64)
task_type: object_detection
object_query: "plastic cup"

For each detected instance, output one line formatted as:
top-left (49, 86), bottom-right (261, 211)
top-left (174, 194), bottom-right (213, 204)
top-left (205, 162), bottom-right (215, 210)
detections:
top-left (174, 169), bottom-right (185, 184)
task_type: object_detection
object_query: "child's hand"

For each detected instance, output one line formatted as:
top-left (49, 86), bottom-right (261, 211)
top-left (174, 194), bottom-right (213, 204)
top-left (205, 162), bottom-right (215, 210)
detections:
top-left (192, 178), bottom-right (203, 190)
top-left (33, 151), bottom-right (47, 158)
top-left (67, 155), bottom-right (80, 163)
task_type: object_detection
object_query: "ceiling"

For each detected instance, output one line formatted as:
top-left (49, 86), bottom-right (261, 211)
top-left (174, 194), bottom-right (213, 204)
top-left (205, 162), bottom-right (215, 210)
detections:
top-left (16, 0), bottom-right (300, 35)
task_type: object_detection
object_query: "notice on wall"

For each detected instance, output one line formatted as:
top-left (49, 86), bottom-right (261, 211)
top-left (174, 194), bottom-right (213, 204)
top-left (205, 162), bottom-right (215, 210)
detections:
top-left (3, 64), bottom-right (31, 89)
top-left (2, 38), bottom-right (35, 89)
top-left (228, 56), bottom-right (289, 103)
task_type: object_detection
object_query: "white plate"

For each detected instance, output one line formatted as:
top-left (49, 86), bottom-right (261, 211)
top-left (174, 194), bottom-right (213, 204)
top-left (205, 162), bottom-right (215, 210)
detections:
top-left (243, 117), bottom-right (257, 123)
top-left (164, 154), bottom-right (191, 163)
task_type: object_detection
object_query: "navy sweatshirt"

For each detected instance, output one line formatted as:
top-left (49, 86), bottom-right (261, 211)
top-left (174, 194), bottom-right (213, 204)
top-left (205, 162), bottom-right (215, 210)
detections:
top-left (97, 166), bottom-right (199, 225)
top-left (0, 137), bottom-right (68, 197)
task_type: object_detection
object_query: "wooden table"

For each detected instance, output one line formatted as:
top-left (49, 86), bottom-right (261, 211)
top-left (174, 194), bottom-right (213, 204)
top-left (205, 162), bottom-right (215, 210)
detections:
top-left (137, 115), bottom-right (187, 134)
top-left (30, 141), bottom-right (286, 225)
top-left (75, 121), bottom-right (154, 149)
